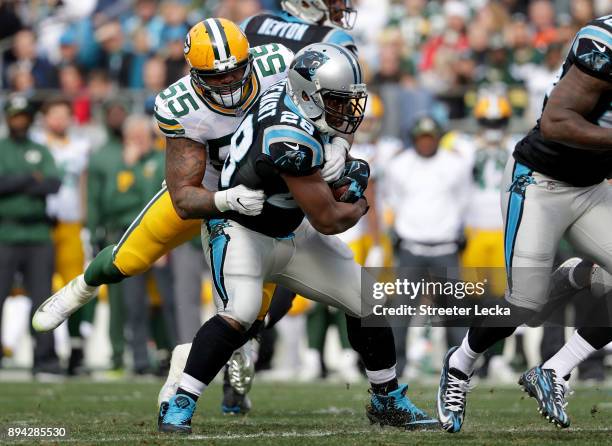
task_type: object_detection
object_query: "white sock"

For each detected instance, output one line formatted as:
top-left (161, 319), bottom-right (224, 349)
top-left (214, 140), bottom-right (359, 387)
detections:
top-left (543, 331), bottom-right (596, 378)
top-left (449, 335), bottom-right (480, 375)
top-left (365, 364), bottom-right (396, 384)
top-left (178, 372), bottom-right (206, 398)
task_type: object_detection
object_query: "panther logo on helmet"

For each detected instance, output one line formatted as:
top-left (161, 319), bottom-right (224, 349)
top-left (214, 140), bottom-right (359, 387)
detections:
top-left (292, 50), bottom-right (330, 81)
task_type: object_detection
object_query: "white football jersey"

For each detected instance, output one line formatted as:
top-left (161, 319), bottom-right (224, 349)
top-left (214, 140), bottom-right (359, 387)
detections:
top-left (154, 43), bottom-right (294, 191)
top-left (31, 131), bottom-right (90, 222)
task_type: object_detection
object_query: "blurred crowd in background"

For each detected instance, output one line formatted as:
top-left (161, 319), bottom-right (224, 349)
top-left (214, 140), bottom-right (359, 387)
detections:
top-left (0, 0), bottom-right (611, 382)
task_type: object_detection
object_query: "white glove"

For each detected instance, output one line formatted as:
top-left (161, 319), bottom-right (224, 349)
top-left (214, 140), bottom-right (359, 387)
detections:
top-left (214, 185), bottom-right (265, 216)
top-left (321, 136), bottom-right (349, 182)
top-left (365, 245), bottom-right (385, 267)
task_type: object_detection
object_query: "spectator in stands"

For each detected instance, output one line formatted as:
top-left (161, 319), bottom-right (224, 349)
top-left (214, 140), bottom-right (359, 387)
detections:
top-left (471, 34), bottom-right (528, 117)
top-left (6, 29), bottom-right (58, 89)
top-left (96, 21), bottom-right (130, 87)
top-left (57, 29), bottom-right (80, 68)
top-left (215, 0), bottom-right (262, 23)
top-left (373, 31), bottom-right (437, 142)
top-left (84, 71), bottom-right (117, 148)
top-left (161, 25), bottom-right (188, 84)
top-left (0, 96), bottom-right (61, 377)
top-left (118, 115), bottom-right (175, 374)
top-left (143, 56), bottom-right (167, 114)
top-left (523, 42), bottom-right (564, 124)
top-left (159, 0), bottom-right (190, 30)
top-left (126, 27), bottom-right (154, 89)
top-left (571, 0), bottom-right (595, 27)
top-left (32, 97), bottom-right (93, 375)
top-left (529, 0), bottom-right (558, 48)
top-left (59, 64), bottom-right (91, 124)
top-left (87, 101), bottom-right (129, 372)
top-left (7, 66), bottom-right (35, 99)
top-left (0, 1), bottom-right (23, 42)
top-left (87, 70), bottom-right (116, 109)
top-left (419, 1), bottom-right (470, 88)
top-left (506, 14), bottom-right (544, 73)
top-left (386, 0), bottom-right (433, 55)
top-left (418, 1), bottom-right (473, 118)
top-left (123, 0), bottom-right (165, 53)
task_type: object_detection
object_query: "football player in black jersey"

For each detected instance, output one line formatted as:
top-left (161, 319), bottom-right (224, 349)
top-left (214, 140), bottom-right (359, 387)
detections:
top-left (159, 43), bottom-right (438, 434)
top-left (437, 15), bottom-right (612, 432)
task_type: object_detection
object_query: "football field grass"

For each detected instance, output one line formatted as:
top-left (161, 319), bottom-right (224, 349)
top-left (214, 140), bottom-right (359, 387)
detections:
top-left (0, 380), bottom-right (610, 445)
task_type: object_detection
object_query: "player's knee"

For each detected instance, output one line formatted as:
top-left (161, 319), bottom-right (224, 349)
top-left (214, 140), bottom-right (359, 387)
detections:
top-left (219, 313), bottom-right (250, 332)
top-left (501, 295), bottom-right (539, 326)
top-left (113, 249), bottom-right (153, 277)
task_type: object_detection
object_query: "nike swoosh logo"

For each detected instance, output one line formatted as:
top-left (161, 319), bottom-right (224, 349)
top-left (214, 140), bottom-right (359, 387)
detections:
top-left (284, 142), bottom-right (300, 150)
top-left (37, 295), bottom-right (55, 313)
top-left (236, 197), bottom-right (248, 209)
top-left (593, 41), bottom-right (607, 52)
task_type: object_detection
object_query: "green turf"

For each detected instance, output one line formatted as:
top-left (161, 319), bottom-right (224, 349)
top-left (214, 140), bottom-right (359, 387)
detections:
top-left (0, 380), bottom-right (610, 445)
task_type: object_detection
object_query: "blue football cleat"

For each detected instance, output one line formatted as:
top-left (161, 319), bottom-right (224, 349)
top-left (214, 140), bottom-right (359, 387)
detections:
top-left (519, 366), bottom-right (570, 428)
top-left (158, 394), bottom-right (196, 433)
top-left (367, 383), bottom-right (439, 430)
top-left (437, 346), bottom-right (474, 433)
top-left (157, 401), bottom-right (169, 429)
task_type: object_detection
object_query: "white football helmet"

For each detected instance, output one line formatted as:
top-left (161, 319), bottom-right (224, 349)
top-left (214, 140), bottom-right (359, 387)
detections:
top-left (287, 43), bottom-right (367, 135)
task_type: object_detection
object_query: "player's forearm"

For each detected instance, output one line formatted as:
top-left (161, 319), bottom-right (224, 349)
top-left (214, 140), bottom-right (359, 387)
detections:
top-left (541, 110), bottom-right (612, 151)
top-left (540, 66), bottom-right (612, 151)
top-left (165, 136), bottom-right (220, 219)
top-left (169, 185), bottom-right (222, 219)
top-left (310, 198), bottom-right (368, 235)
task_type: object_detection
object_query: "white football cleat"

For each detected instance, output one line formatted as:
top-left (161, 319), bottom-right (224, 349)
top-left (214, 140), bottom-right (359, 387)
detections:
top-left (32, 274), bottom-right (97, 332)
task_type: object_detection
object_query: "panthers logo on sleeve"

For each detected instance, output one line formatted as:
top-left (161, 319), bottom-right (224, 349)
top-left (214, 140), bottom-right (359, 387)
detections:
top-left (571, 16), bottom-right (612, 80)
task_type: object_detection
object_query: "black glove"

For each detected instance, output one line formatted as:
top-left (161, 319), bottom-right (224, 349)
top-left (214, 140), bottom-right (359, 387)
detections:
top-left (331, 158), bottom-right (370, 203)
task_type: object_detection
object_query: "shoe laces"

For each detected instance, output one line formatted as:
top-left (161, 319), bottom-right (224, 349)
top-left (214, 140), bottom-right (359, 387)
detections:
top-left (396, 394), bottom-right (427, 418)
top-left (388, 385), bottom-right (427, 418)
top-left (551, 372), bottom-right (570, 410)
top-left (445, 373), bottom-right (474, 412)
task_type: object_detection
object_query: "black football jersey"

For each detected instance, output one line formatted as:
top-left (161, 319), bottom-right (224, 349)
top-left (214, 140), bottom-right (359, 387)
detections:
top-left (219, 79), bottom-right (329, 238)
top-left (514, 15), bottom-right (612, 186)
top-left (241, 11), bottom-right (357, 55)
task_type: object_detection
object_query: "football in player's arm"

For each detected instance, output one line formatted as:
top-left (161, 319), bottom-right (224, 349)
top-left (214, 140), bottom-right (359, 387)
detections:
top-left (281, 157), bottom-right (369, 235)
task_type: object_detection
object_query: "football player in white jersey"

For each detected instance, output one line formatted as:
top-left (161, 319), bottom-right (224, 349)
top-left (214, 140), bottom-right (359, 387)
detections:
top-left (31, 97), bottom-right (92, 375)
top-left (32, 17), bottom-right (347, 418)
